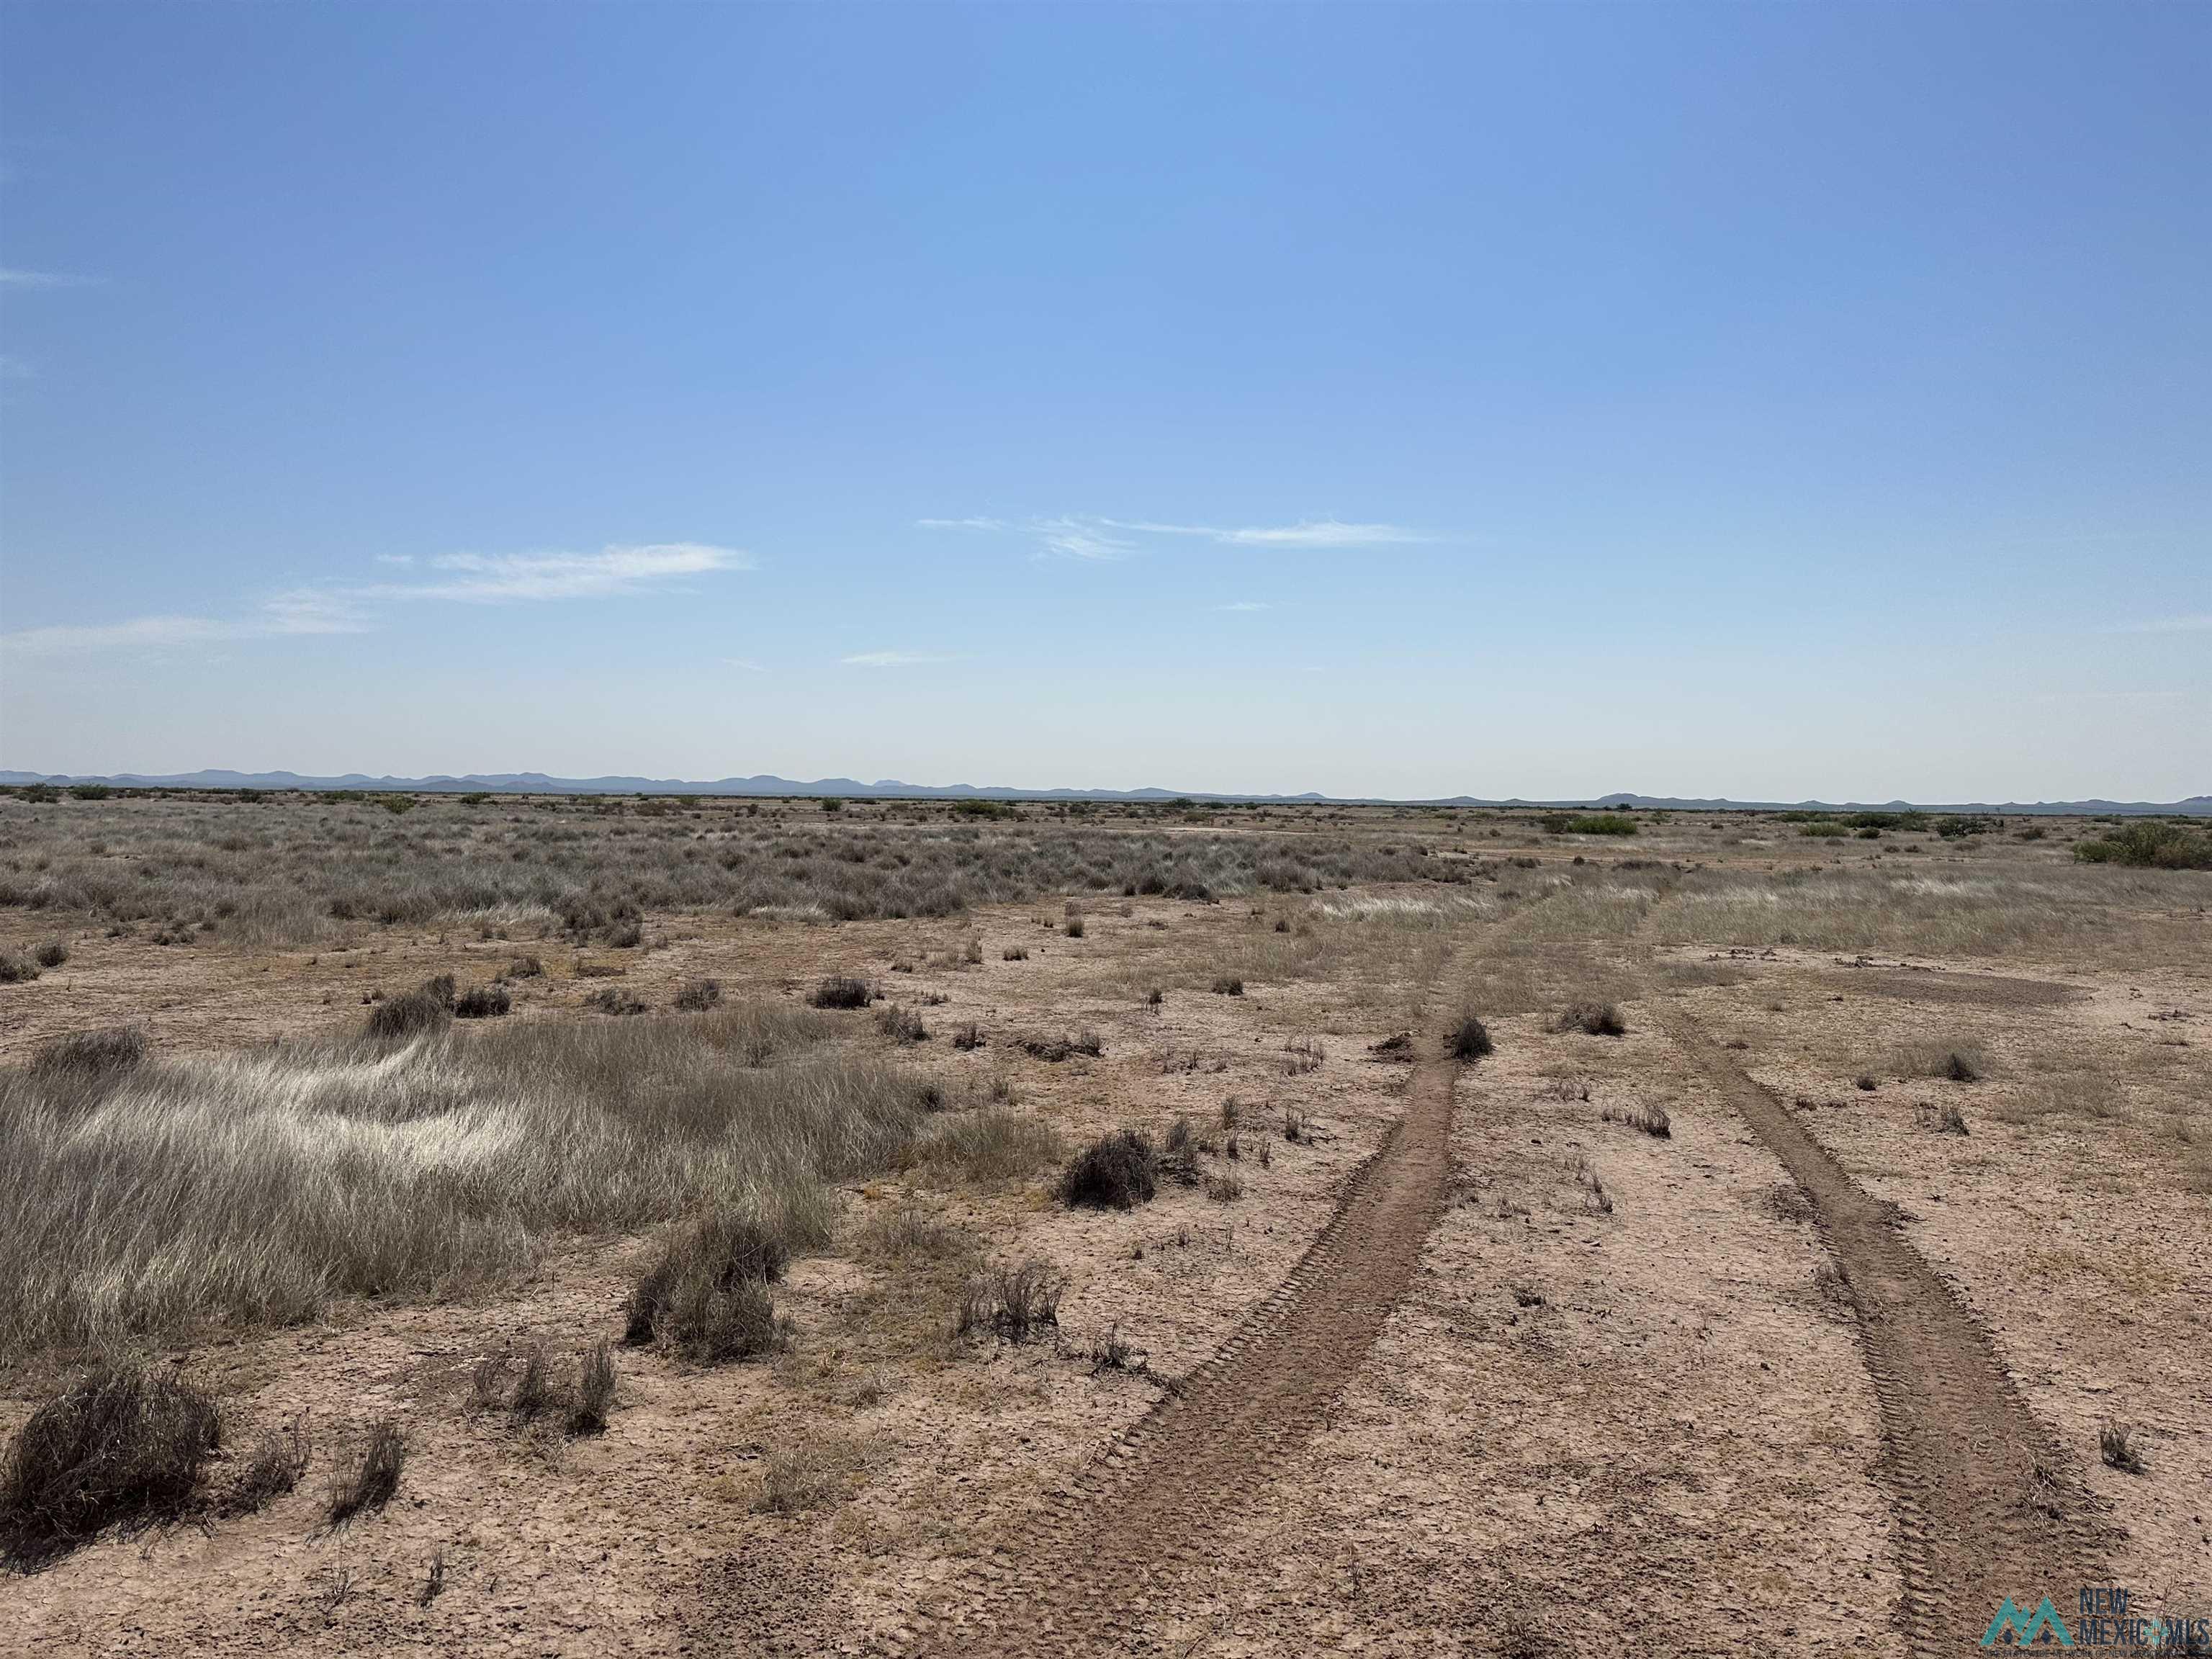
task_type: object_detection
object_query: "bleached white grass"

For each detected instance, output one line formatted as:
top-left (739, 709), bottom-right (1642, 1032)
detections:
top-left (0, 1006), bottom-right (920, 1362)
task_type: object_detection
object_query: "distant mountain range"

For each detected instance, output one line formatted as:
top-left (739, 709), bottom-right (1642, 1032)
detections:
top-left (4, 769), bottom-right (2208, 816)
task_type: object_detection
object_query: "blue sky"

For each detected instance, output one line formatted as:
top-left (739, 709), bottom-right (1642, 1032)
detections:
top-left (1, 4), bottom-right (2205, 800)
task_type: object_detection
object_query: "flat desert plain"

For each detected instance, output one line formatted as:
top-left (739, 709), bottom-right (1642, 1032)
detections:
top-left (1, 793), bottom-right (2206, 1657)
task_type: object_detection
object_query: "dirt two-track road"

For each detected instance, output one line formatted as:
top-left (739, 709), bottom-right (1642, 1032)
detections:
top-left (889, 974), bottom-right (2111, 1658)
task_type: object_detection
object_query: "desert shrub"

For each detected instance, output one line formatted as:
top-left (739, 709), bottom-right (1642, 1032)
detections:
top-left (421, 974), bottom-right (457, 1008)
top-left (33, 940), bottom-right (69, 968)
top-left (1159, 1115), bottom-right (1203, 1186)
top-left (1800, 822), bottom-right (1849, 839)
top-left (1544, 813), bottom-right (1637, 836)
top-left (29, 1025), bottom-right (148, 1086)
top-left (950, 1022), bottom-right (984, 1051)
top-left (365, 989), bottom-right (452, 1040)
top-left (907, 1110), bottom-right (1063, 1185)
top-left (2074, 820), bottom-right (2212, 869)
top-left (1554, 1002), bottom-right (1627, 1037)
top-left (1448, 1014), bottom-right (1493, 1061)
top-left (811, 975), bottom-right (874, 1010)
top-left (1058, 1130), bottom-right (1157, 1210)
top-left (957, 1259), bottom-right (1063, 1342)
top-left (584, 985), bottom-right (648, 1015)
top-left (0, 1362), bottom-right (222, 1561)
top-left (1002, 945), bottom-right (1028, 961)
top-left (453, 984), bottom-right (511, 1019)
top-left (0, 953), bottom-right (41, 984)
top-left (606, 919), bottom-right (644, 949)
top-left (626, 1208), bottom-right (790, 1362)
top-left (876, 1004), bottom-right (930, 1043)
top-left (1934, 814), bottom-right (1995, 839)
top-left (227, 1413), bottom-right (313, 1514)
top-left (326, 1419), bottom-right (405, 1524)
top-left (1205, 1172), bottom-right (1244, 1202)
top-left (673, 977), bottom-right (723, 1012)
top-left (1210, 976), bottom-right (1244, 997)
top-left (506, 956), bottom-right (545, 979)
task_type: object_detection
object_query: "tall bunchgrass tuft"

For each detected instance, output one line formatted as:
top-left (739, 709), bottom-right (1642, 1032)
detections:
top-left (0, 1007), bottom-right (920, 1362)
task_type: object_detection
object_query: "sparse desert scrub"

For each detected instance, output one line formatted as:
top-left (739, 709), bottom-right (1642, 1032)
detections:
top-left (0, 792), bottom-right (1455, 945)
top-left (0, 1008), bottom-right (920, 1360)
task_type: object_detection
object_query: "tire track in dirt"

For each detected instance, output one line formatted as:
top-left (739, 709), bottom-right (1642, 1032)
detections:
top-left (891, 1030), bottom-right (1467, 1656)
top-left (1659, 1007), bottom-right (2108, 1656)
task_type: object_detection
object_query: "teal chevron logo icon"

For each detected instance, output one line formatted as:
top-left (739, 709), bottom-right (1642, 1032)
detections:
top-left (1982, 1596), bottom-right (2074, 1647)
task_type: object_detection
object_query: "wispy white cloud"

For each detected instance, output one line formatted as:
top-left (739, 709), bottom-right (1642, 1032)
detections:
top-left (1032, 518), bottom-right (1136, 562)
top-left (0, 267), bottom-right (101, 289)
top-left (842, 650), bottom-right (961, 668)
top-left (1107, 517), bottom-right (1431, 548)
top-left (922, 513), bottom-right (1434, 560)
top-left (364, 543), bottom-right (747, 604)
top-left (1, 542), bottom-right (749, 660)
top-left (721, 657), bottom-right (770, 674)
top-left (1214, 601), bottom-right (1272, 612)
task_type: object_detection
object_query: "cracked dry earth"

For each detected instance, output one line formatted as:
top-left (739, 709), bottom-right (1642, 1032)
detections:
top-left (4, 811), bottom-right (2209, 1659)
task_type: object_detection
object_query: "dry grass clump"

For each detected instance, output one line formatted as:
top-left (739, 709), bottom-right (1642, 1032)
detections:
top-left (0, 1008), bottom-right (917, 1359)
top-left (855, 1197), bottom-right (971, 1266)
top-left (1017, 1030), bottom-right (1104, 1062)
top-left (226, 1413), bottom-right (312, 1514)
top-left (674, 977), bottom-right (723, 1012)
top-left (0, 950), bottom-right (43, 984)
top-left (452, 983), bottom-right (511, 1019)
top-left (1057, 1130), bottom-right (1158, 1209)
top-left (757, 1434), bottom-right (866, 1513)
top-left (1553, 1002), bottom-right (1627, 1037)
top-left (625, 1209), bottom-right (793, 1362)
top-left (1888, 1040), bottom-right (1989, 1083)
top-left (957, 1259), bottom-right (1063, 1343)
top-left (325, 1419), bottom-right (405, 1525)
top-left (904, 1109), bottom-right (1064, 1186)
top-left (811, 975), bottom-right (874, 1010)
top-left (365, 986), bottom-right (452, 1040)
top-left (0, 1360), bottom-right (222, 1563)
top-left (28, 1025), bottom-right (148, 1089)
top-left (1601, 1102), bottom-right (1672, 1138)
top-left (876, 1004), bottom-right (930, 1043)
